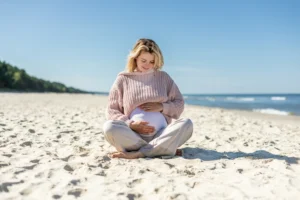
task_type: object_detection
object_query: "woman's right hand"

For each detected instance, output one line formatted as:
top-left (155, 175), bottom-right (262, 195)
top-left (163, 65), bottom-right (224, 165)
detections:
top-left (130, 121), bottom-right (155, 134)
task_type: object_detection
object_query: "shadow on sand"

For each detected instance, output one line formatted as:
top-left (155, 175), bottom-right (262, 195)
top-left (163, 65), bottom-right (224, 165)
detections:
top-left (182, 147), bottom-right (299, 164)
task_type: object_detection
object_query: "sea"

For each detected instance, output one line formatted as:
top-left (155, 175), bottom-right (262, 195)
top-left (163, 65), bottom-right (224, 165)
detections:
top-left (95, 92), bottom-right (300, 116)
top-left (183, 94), bottom-right (300, 116)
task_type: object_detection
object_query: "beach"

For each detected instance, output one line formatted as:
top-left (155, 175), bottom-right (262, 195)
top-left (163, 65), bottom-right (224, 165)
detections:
top-left (0, 93), bottom-right (300, 200)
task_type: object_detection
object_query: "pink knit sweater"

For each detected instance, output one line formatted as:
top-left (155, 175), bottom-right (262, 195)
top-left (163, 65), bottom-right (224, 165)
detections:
top-left (106, 69), bottom-right (184, 125)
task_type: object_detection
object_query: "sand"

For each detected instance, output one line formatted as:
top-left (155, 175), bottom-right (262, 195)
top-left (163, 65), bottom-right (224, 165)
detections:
top-left (0, 93), bottom-right (299, 200)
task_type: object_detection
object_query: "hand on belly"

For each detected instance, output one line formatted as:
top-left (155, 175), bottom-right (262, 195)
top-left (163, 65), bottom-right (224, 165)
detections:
top-left (139, 102), bottom-right (163, 112)
top-left (130, 121), bottom-right (155, 135)
top-left (130, 107), bottom-right (167, 136)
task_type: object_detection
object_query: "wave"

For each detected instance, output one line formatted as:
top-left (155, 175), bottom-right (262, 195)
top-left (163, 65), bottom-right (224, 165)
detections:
top-left (226, 97), bottom-right (255, 102)
top-left (271, 96), bottom-right (286, 101)
top-left (196, 97), bottom-right (208, 101)
top-left (253, 108), bottom-right (290, 116)
top-left (205, 97), bottom-right (216, 102)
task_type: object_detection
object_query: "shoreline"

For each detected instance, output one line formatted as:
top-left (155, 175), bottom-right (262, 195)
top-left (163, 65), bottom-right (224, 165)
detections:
top-left (185, 104), bottom-right (300, 126)
top-left (1, 91), bottom-right (299, 115)
top-left (2, 92), bottom-right (299, 124)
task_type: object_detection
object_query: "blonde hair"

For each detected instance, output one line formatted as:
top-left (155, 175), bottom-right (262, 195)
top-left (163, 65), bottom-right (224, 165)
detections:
top-left (126, 38), bottom-right (164, 72)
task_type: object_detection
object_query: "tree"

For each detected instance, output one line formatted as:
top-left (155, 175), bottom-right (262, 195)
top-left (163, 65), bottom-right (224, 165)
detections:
top-left (0, 60), bottom-right (87, 93)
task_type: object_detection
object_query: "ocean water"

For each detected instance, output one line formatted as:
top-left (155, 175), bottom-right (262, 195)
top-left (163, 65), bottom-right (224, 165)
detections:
top-left (183, 94), bottom-right (300, 116)
top-left (96, 92), bottom-right (300, 116)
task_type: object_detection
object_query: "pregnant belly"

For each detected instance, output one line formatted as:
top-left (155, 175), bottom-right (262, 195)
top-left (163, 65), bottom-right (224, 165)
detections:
top-left (129, 107), bottom-right (167, 136)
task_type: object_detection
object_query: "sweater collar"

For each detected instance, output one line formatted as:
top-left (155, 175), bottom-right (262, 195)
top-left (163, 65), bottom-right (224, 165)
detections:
top-left (118, 68), bottom-right (156, 76)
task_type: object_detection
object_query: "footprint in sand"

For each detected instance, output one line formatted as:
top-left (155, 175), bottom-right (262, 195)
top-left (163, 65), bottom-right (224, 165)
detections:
top-left (183, 169), bottom-right (195, 177)
top-left (221, 163), bottom-right (226, 168)
top-left (3, 154), bottom-right (12, 158)
top-left (0, 180), bottom-right (24, 192)
top-left (22, 164), bottom-right (37, 170)
top-left (20, 187), bottom-right (32, 196)
top-left (164, 162), bottom-right (175, 169)
top-left (169, 193), bottom-right (187, 200)
top-left (20, 141), bottom-right (33, 147)
top-left (126, 179), bottom-right (143, 188)
top-left (61, 155), bottom-right (73, 162)
top-left (14, 164), bottom-right (38, 174)
top-left (73, 136), bottom-right (79, 141)
top-left (117, 193), bottom-right (142, 200)
top-left (67, 188), bottom-right (86, 198)
top-left (47, 170), bottom-right (54, 178)
top-left (14, 169), bottom-right (26, 175)
top-left (64, 164), bottom-right (74, 172)
top-left (28, 129), bottom-right (35, 133)
top-left (52, 194), bottom-right (62, 199)
top-left (127, 193), bottom-right (142, 200)
top-left (60, 130), bottom-right (74, 134)
top-left (80, 152), bottom-right (89, 157)
top-left (185, 182), bottom-right (200, 189)
top-left (0, 162), bottom-right (10, 168)
top-left (35, 171), bottom-right (45, 178)
top-left (97, 155), bottom-right (111, 169)
top-left (95, 170), bottom-right (106, 176)
top-left (209, 164), bottom-right (217, 170)
top-left (98, 163), bottom-right (110, 169)
top-left (69, 179), bottom-right (80, 186)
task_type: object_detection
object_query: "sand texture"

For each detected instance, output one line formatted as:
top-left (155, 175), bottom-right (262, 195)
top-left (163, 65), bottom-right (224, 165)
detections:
top-left (1, 93), bottom-right (300, 200)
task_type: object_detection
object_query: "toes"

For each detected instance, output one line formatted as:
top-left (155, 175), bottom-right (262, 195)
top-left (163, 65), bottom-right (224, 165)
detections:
top-left (111, 152), bottom-right (124, 158)
top-left (108, 151), bottom-right (144, 159)
top-left (108, 152), bottom-right (123, 158)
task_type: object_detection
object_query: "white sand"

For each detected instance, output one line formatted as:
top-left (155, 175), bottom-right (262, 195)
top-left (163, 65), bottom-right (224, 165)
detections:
top-left (0, 93), bottom-right (299, 200)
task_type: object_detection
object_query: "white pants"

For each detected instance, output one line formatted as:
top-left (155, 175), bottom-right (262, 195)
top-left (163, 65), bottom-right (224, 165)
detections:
top-left (102, 118), bottom-right (193, 157)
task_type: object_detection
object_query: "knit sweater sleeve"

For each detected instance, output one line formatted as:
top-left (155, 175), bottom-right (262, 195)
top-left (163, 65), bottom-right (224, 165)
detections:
top-left (105, 76), bottom-right (132, 126)
top-left (161, 76), bottom-right (185, 119)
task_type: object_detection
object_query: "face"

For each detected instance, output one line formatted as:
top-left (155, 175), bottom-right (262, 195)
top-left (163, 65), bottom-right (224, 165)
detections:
top-left (135, 51), bottom-right (155, 72)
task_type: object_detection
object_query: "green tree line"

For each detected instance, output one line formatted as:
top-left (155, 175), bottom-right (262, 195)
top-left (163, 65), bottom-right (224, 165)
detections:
top-left (0, 60), bottom-right (87, 93)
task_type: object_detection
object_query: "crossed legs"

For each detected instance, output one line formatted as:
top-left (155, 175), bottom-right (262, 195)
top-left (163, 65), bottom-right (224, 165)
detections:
top-left (102, 118), bottom-right (193, 159)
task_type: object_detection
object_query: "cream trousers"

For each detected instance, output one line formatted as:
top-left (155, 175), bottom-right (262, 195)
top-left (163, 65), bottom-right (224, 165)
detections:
top-left (103, 118), bottom-right (193, 157)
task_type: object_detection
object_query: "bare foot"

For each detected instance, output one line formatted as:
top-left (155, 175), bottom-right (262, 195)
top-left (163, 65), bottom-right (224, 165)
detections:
top-left (109, 151), bottom-right (144, 159)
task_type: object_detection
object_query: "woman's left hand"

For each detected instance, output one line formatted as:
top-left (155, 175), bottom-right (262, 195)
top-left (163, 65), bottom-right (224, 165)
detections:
top-left (139, 102), bottom-right (163, 112)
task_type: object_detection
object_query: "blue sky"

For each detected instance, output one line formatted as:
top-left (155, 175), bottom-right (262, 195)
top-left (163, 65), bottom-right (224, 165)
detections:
top-left (1, 0), bottom-right (299, 94)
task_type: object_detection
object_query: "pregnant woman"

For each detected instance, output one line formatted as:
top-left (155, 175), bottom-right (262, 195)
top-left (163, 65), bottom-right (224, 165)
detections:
top-left (103, 38), bottom-right (193, 159)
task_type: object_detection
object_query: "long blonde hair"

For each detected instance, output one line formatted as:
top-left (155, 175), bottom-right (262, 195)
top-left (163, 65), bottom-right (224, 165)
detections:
top-left (126, 38), bottom-right (164, 72)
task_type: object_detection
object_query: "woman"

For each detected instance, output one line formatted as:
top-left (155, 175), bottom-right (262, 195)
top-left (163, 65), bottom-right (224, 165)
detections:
top-left (103, 38), bottom-right (193, 159)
